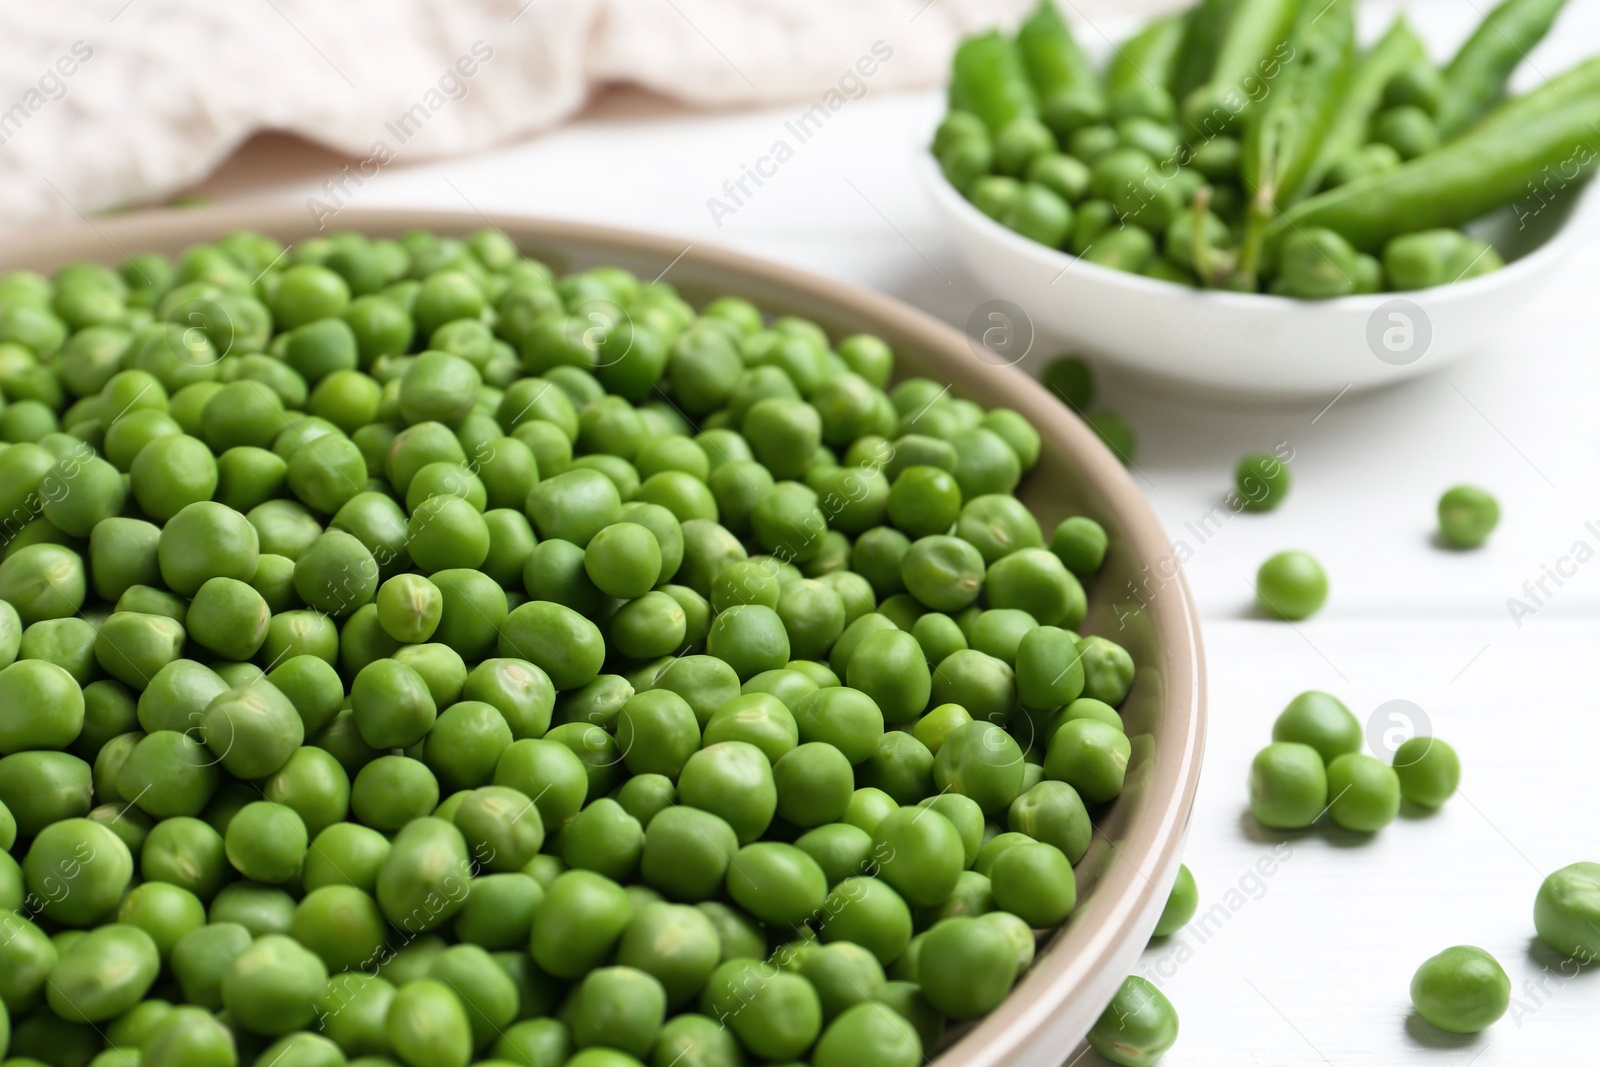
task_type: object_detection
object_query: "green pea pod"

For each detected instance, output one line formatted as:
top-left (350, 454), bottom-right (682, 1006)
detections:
top-left (1108, 15), bottom-right (1187, 95)
top-left (1172, 0), bottom-right (1241, 101)
top-left (1271, 95), bottom-right (1600, 251)
top-left (1234, 0), bottom-right (1353, 280)
top-left (1304, 17), bottom-right (1426, 194)
top-left (951, 31), bottom-right (1039, 134)
top-left (1436, 0), bottom-right (1569, 137)
top-left (1017, 1), bottom-right (1104, 133)
top-left (1181, 0), bottom-right (1301, 136)
top-left (1460, 55), bottom-right (1600, 138)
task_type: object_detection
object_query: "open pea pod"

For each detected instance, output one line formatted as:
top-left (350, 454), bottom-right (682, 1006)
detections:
top-left (1270, 95), bottom-right (1600, 251)
top-left (1303, 16), bottom-right (1427, 195)
top-left (1436, 0), bottom-right (1569, 137)
top-left (951, 30), bottom-right (1039, 134)
top-left (1232, 0), bottom-right (1354, 282)
top-left (1017, 0), bottom-right (1104, 135)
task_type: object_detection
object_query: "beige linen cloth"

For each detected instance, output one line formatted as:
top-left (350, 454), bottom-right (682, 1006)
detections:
top-left (0, 0), bottom-right (1097, 227)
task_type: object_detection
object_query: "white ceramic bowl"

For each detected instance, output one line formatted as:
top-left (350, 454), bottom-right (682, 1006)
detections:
top-left (922, 151), bottom-right (1600, 402)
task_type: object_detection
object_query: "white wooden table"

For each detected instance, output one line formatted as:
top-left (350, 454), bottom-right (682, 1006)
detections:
top-left (191, 2), bottom-right (1600, 1059)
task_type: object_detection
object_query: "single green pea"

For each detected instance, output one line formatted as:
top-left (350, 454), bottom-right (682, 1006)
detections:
top-left (303, 822), bottom-right (391, 895)
top-left (351, 755), bottom-right (440, 831)
top-left (0, 659), bottom-right (84, 754)
top-left (375, 818), bottom-right (473, 935)
top-left (1255, 551), bottom-right (1327, 621)
top-left (700, 958), bottom-right (822, 1061)
top-left (1392, 736), bottom-right (1460, 809)
top-left (871, 806), bottom-right (964, 908)
top-left (141, 1006), bottom-right (237, 1067)
top-left (384, 979), bottom-right (472, 1067)
top-left (22, 816), bottom-right (132, 926)
top-left (1437, 486), bottom-right (1499, 549)
top-left (916, 916), bottom-right (1018, 1019)
top-left (45, 923), bottom-right (160, 1022)
top-left (221, 933), bottom-right (330, 1035)
top-left (426, 943), bottom-right (519, 1050)
top-left (169, 921), bottom-right (252, 1010)
top-left (634, 802), bottom-right (743, 910)
top-left (1410, 945), bottom-right (1510, 1034)
top-left (1235, 451), bottom-right (1291, 512)
top-left (116, 879), bottom-right (206, 959)
top-left (1008, 779), bottom-right (1091, 864)
top-left (933, 720), bottom-right (1025, 816)
top-left (1045, 718), bottom-right (1131, 803)
top-left (224, 801), bottom-right (308, 884)
top-left (568, 966), bottom-right (667, 1060)
top-left (1087, 975), bottom-right (1180, 1067)
top-left (1325, 753), bottom-right (1402, 833)
top-left (529, 870), bottom-right (634, 979)
top-left (1248, 742), bottom-right (1328, 829)
top-left (1270, 691), bottom-right (1360, 764)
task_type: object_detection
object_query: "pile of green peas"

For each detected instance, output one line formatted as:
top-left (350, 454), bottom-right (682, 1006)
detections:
top-left (0, 225), bottom-right (1153, 1067)
top-left (932, 0), bottom-right (1592, 297)
top-left (1248, 691), bottom-right (1460, 833)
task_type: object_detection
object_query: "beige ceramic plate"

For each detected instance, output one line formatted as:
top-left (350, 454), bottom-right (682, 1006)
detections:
top-left (3, 204), bottom-right (1206, 1065)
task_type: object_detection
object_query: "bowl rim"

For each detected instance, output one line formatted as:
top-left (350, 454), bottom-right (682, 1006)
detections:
top-left (0, 202), bottom-right (1207, 1065)
top-left (918, 148), bottom-right (1599, 311)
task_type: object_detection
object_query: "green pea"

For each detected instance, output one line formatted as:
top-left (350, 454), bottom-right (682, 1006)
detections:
top-left (529, 870), bottom-right (633, 979)
top-left (114, 731), bottom-right (216, 819)
top-left (899, 535), bottom-right (983, 613)
top-left (933, 720), bottom-right (1025, 816)
top-left (1045, 718), bottom-right (1131, 803)
top-left (700, 958), bottom-right (822, 1061)
top-left (1153, 863), bottom-right (1198, 938)
top-left (638, 805), bottom-right (739, 903)
top-left (1325, 753), bottom-right (1401, 833)
top-left (427, 943), bottom-right (519, 1050)
top-left (1087, 975), bottom-right (1180, 1066)
top-left (141, 1006), bottom-right (237, 1067)
top-left (852, 732), bottom-right (930, 805)
top-left (1255, 550), bottom-right (1328, 620)
top-left (21, 816), bottom-right (131, 926)
top-left (1409, 945), bottom-right (1509, 1034)
top-left (116, 879), bottom-right (206, 958)
top-left (200, 681), bottom-right (304, 780)
top-left (351, 756), bottom-right (439, 831)
top-left (136, 816), bottom-right (224, 900)
top-left (351, 659), bottom-right (437, 749)
top-left (498, 601), bottom-right (605, 692)
top-left (224, 801), bottom-right (307, 884)
top-left (451, 872), bottom-right (543, 951)
top-left (1248, 742), bottom-right (1328, 829)
top-left (0, 543), bottom-right (87, 625)
top-left (303, 823), bottom-right (391, 895)
top-left (1008, 779), bottom-right (1091, 863)
top-left (45, 923), bottom-right (160, 1022)
top-left (384, 980), bottom-right (472, 1067)
top-left (157, 501), bottom-right (260, 596)
top-left (1077, 635), bottom-right (1134, 706)
top-left (169, 922), bottom-right (252, 1010)
top-left (221, 933), bottom-right (329, 1035)
top-left (375, 818), bottom-right (473, 935)
top-left (0, 660), bottom-right (84, 753)
top-left (1437, 485), bottom-right (1499, 549)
